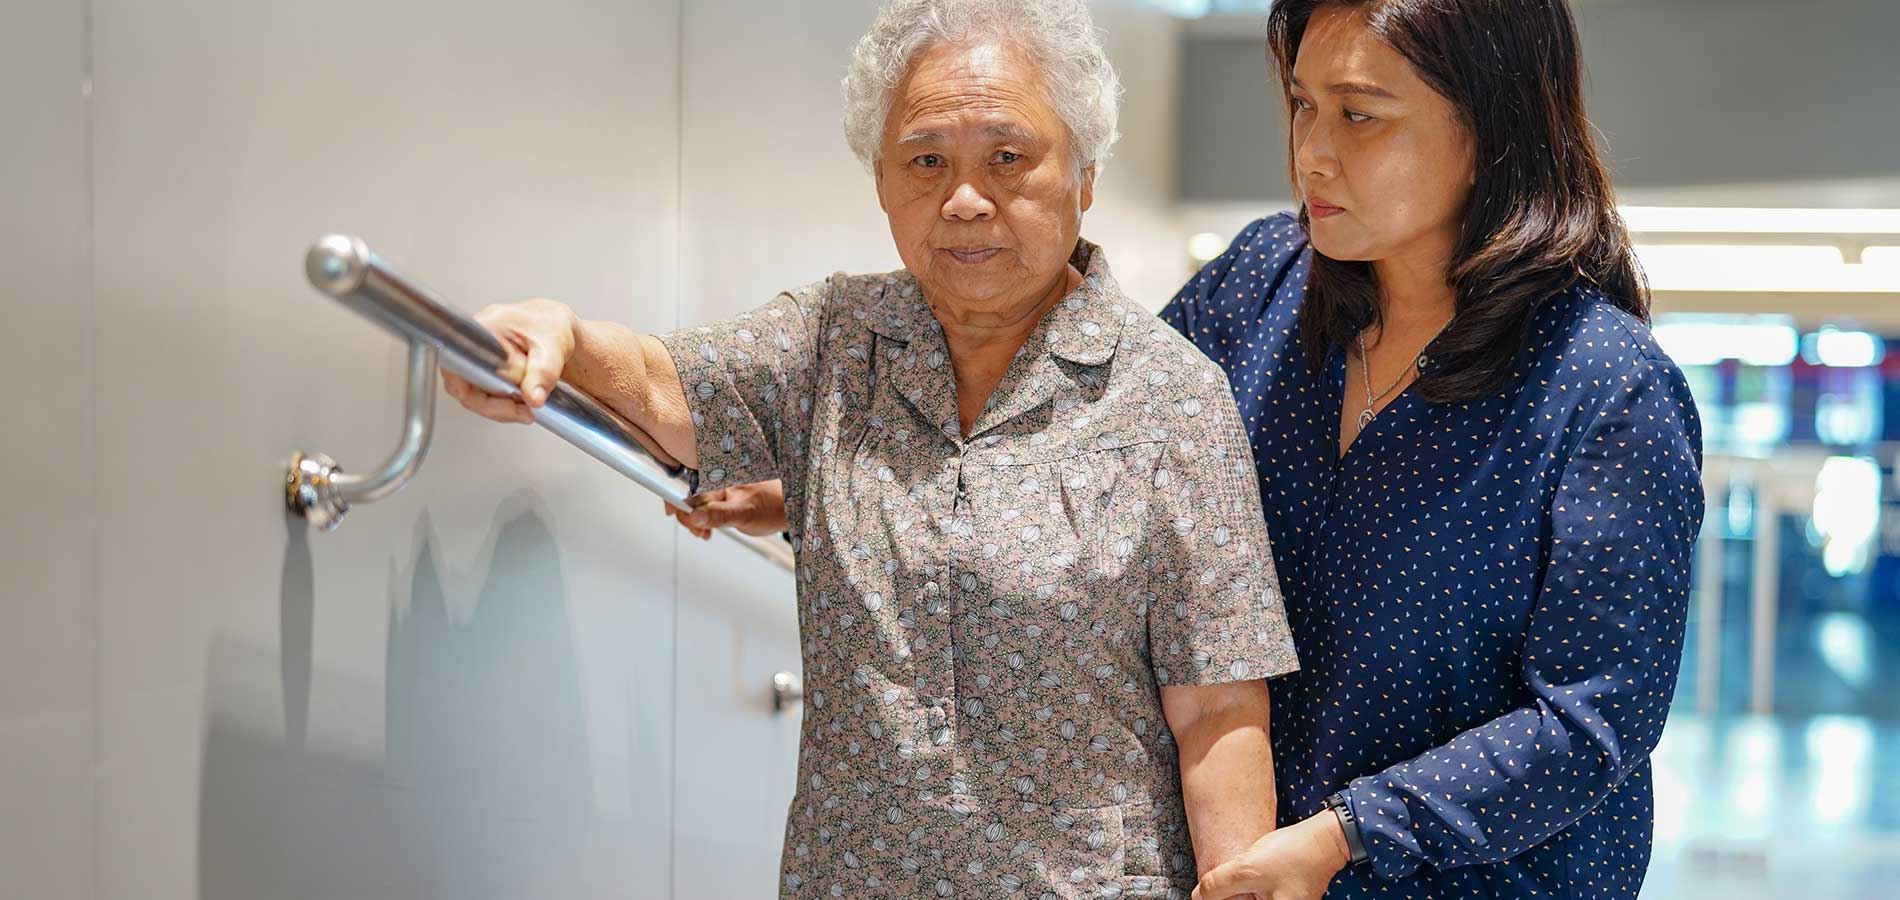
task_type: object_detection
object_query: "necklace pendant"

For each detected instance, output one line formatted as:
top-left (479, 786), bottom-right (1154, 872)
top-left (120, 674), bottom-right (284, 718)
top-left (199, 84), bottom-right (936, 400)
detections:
top-left (1357, 408), bottom-right (1375, 430)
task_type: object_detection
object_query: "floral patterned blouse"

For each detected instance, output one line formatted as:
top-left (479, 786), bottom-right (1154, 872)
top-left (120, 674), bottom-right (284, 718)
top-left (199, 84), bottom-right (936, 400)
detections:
top-left (657, 239), bottom-right (1300, 899)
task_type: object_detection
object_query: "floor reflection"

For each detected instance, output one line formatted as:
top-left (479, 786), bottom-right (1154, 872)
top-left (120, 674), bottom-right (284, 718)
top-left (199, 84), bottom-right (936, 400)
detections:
top-left (1642, 713), bottom-right (1900, 899)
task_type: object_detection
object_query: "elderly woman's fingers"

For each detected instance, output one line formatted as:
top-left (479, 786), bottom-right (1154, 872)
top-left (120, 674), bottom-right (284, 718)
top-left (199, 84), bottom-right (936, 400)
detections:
top-left (440, 369), bottom-right (470, 402)
top-left (442, 367), bottom-right (535, 424)
top-left (473, 299), bottom-right (576, 409)
top-left (441, 299), bottom-right (584, 425)
top-left (522, 341), bottom-right (562, 408)
top-left (471, 391), bottom-right (535, 424)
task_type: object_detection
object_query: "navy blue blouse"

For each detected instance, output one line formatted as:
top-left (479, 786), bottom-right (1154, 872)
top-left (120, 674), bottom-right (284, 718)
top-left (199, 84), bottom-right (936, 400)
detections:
top-left (1161, 214), bottom-right (1706, 898)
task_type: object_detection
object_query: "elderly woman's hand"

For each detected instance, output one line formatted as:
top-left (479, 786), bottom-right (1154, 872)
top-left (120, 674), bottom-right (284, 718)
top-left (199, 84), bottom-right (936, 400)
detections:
top-left (441, 298), bottom-right (580, 424)
top-left (1190, 811), bottom-right (1350, 900)
top-left (661, 480), bottom-right (790, 540)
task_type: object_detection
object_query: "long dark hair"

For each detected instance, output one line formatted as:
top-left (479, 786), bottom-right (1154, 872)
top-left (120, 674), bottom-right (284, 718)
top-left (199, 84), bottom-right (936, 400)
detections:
top-left (1266, 0), bottom-right (1648, 403)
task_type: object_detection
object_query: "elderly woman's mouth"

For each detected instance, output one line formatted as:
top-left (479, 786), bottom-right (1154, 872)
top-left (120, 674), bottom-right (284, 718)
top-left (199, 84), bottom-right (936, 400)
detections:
top-left (943, 247), bottom-right (1003, 264)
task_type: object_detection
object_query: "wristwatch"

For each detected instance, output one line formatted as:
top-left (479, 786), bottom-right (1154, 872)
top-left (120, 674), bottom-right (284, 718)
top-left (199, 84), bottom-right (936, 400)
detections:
top-left (1320, 792), bottom-right (1369, 866)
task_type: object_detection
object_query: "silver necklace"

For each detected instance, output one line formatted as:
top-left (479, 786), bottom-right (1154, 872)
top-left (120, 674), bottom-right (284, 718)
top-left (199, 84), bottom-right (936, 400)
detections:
top-left (1355, 321), bottom-right (1450, 431)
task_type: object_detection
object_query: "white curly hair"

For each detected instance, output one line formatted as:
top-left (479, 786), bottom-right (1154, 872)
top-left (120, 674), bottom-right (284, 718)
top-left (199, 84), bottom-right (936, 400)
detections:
top-left (842, 0), bottom-right (1123, 172)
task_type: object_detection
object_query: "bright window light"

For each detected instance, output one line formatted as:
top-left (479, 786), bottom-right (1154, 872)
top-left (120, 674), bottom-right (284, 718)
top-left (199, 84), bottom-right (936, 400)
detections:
top-left (1144, 0), bottom-right (1214, 16)
top-left (1813, 616), bottom-right (1874, 693)
top-left (1622, 207), bottom-right (1900, 293)
top-left (1632, 243), bottom-right (1899, 293)
top-left (1734, 402), bottom-right (1791, 449)
top-left (1815, 392), bottom-right (1879, 446)
top-left (1812, 455), bottom-right (1882, 577)
top-left (1806, 716), bottom-right (1873, 826)
top-left (1863, 246), bottom-right (1900, 268)
top-left (1802, 328), bottom-right (1887, 368)
top-left (1187, 232), bottom-right (1228, 264)
top-left (1620, 206), bottom-right (1900, 235)
top-left (1652, 315), bottom-right (1799, 367)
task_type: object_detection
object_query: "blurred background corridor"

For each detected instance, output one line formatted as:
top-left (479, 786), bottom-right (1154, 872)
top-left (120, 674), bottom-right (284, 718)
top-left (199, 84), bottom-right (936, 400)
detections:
top-left (3, 0), bottom-right (1896, 897)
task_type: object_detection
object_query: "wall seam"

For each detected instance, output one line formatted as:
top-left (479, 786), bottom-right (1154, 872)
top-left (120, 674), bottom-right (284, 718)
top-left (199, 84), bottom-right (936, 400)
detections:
top-left (83, 0), bottom-right (103, 895)
top-left (668, 1), bottom-right (687, 898)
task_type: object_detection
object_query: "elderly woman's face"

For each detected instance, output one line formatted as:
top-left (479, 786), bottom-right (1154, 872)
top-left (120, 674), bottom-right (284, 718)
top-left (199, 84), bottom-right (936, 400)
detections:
top-left (874, 40), bottom-right (1094, 322)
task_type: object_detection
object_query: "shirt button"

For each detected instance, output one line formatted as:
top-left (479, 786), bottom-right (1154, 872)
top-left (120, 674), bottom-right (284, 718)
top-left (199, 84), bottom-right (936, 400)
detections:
top-left (1417, 353), bottom-right (1431, 370)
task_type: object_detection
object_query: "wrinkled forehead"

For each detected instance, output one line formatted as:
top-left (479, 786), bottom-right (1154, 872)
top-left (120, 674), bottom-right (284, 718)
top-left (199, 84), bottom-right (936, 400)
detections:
top-left (885, 39), bottom-right (1066, 146)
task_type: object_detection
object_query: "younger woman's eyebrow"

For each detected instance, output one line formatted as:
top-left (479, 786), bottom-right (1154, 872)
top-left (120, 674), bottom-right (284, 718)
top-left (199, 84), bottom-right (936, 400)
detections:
top-left (1289, 73), bottom-right (1397, 99)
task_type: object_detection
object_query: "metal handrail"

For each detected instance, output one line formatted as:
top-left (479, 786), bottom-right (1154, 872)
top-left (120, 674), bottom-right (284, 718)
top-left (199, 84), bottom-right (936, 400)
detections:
top-left (285, 233), bottom-right (796, 573)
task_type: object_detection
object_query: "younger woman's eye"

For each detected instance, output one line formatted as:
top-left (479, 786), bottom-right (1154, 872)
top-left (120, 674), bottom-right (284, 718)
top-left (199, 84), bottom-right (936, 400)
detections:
top-left (1345, 109), bottom-right (1374, 124)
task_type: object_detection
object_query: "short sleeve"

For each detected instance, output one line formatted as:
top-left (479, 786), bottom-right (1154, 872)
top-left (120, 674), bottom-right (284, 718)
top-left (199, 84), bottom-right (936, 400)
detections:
top-left (654, 278), bottom-right (828, 498)
top-left (1145, 374), bottom-right (1300, 686)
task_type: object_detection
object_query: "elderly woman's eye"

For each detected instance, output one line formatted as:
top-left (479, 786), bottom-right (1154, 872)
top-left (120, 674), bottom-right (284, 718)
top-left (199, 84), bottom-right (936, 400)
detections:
top-left (993, 151), bottom-right (1023, 165)
top-left (914, 154), bottom-right (946, 168)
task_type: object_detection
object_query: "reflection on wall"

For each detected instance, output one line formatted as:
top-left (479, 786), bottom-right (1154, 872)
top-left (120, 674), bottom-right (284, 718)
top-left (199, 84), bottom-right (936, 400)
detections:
top-left (200, 498), bottom-right (655, 900)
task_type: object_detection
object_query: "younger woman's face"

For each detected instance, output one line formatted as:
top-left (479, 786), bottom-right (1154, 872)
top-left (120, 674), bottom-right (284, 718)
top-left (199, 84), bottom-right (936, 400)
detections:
top-left (1287, 6), bottom-right (1476, 269)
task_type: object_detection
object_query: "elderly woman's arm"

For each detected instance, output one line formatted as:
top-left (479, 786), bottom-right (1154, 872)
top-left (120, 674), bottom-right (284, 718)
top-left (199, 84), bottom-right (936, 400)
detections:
top-left (567, 322), bottom-right (699, 465)
top-left (441, 298), bottom-right (700, 465)
top-left (1138, 370), bottom-right (1302, 891)
top-left (448, 277), bottom-right (828, 508)
top-left (1162, 681), bottom-right (1278, 880)
top-left (445, 280), bottom-right (825, 500)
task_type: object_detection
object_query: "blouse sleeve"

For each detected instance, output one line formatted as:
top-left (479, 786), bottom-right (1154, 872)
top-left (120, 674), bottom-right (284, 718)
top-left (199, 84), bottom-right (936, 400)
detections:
top-left (1145, 372), bottom-right (1301, 687)
top-left (653, 277), bottom-right (829, 498)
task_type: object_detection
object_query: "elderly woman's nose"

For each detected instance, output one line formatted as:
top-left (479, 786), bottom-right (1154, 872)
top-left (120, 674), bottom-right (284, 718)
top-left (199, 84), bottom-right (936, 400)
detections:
top-left (941, 179), bottom-right (996, 221)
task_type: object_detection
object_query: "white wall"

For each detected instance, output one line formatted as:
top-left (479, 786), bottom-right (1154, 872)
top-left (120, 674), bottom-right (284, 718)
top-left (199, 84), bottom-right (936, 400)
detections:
top-left (0, 2), bottom-right (1190, 898)
top-left (1085, 1), bottom-right (1193, 309)
top-left (1, 2), bottom-right (95, 897)
top-left (10, 0), bottom-right (693, 897)
top-left (672, 2), bottom-right (883, 893)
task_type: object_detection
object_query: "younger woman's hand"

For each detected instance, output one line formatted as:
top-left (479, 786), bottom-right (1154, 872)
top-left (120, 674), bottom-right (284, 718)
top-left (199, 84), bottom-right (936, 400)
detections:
top-left (1192, 811), bottom-right (1351, 900)
top-left (661, 481), bottom-right (790, 540)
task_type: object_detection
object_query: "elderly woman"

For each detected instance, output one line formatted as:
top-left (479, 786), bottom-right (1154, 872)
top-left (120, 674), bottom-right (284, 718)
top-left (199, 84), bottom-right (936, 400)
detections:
top-left (443, 1), bottom-right (1299, 897)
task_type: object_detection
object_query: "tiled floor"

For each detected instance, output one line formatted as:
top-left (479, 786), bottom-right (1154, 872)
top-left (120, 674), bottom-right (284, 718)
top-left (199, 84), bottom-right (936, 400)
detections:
top-left (1637, 565), bottom-right (1900, 900)
top-left (1641, 714), bottom-right (1900, 899)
